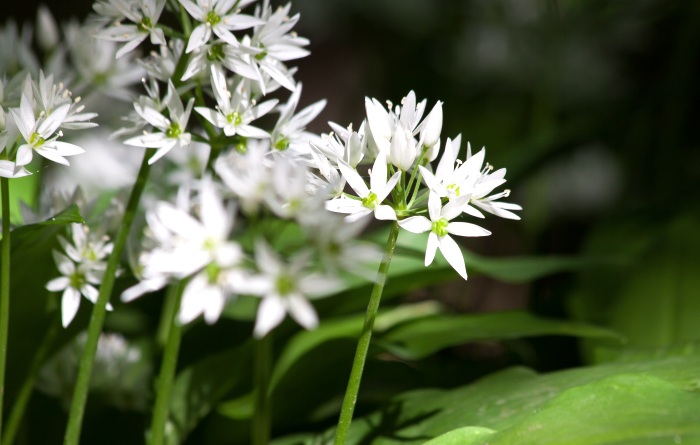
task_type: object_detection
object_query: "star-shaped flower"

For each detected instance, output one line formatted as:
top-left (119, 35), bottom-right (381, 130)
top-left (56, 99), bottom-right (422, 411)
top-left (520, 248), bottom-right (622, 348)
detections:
top-left (398, 192), bottom-right (490, 280)
top-left (325, 151), bottom-right (400, 222)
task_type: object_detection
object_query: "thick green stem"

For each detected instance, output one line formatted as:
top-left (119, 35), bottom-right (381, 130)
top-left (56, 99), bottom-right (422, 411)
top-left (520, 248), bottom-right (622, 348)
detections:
top-left (63, 148), bottom-right (155, 445)
top-left (334, 221), bottom-right (399, 445)
top-left (0, 178), bottom-right (11, 441)
top-left (148, 282), bottom-right (184, 445)
top-left (2, 315), bottom-right (59, 445)
top-left (252, 334), bottom-right (272, 445)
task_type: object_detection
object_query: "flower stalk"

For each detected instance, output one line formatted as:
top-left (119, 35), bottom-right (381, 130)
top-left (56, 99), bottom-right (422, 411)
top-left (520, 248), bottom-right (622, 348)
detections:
top-left (333, 221), bottom-right (400, 445)
top-left (149, 282), bottom-right (185, 445)
top-left (0, 177), bottom-right (11, 441)
top-left (252, 333), bottom-right (273, 445)
top-left (63, 148), bottom-right (155, 445)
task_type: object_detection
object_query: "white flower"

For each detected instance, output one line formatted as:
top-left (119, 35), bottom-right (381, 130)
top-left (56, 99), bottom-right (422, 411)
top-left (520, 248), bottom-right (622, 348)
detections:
top-left (418, 100), bottom-right (442, 151)
top-left (249, 241), bottom-right (340, 338)
top-left (195, 65), bottom-right (278, 138)
top-left (46, 251), bottom-right (113, 328)
top-left (124, 81), bottom-right (194, 164)
top-left (9, 94), bottom-right (86, 167)
top-left (325, 151), bottom-right (400, 222)
top-left (179, 0), bottom-right (263, 53)
top-left (95, 0), bottom-right (167, 58)
top-left (215, 142), bottom-right (272, 215)
top-left (398, 192), bottom-right (490, 280)
top-left (270, 83), bottom-right (326, 154)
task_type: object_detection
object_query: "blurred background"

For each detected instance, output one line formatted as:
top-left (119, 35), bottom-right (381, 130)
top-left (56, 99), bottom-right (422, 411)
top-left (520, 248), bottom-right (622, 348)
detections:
top-left (4, 0), bottom-right (700, 442)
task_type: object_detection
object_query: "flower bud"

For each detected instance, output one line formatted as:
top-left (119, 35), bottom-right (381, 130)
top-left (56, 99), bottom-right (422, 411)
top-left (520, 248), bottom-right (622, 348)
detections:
top-left (420, 101), bottom-right (443, 149)
top-left (37, 6), bottom-right (60, 52)
top-left (389, 123), bottom-right (417, 171)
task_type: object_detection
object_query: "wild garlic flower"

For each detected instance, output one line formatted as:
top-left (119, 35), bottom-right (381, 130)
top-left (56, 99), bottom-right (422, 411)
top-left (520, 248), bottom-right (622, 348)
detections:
top-left (398, 192), bottom-right (491, 280)
top-left (270, 83), bottom-right (326, 154)
top-left (124, 81), bottom-right (194, 164)
top-left (325, 151), bottom-right (400, 222)
top-left (195, 65), bottom-right (278, 138)
top-left (180, 0), bottom-right (262, 53)
top-left (249, 240), bottom-right (340, 338)
top-left (47, 224), bottom-right (114, 327)
top-left (9, 93), bottom-right (86, 167)
top-left (94, 0), bottom-right (167, 58)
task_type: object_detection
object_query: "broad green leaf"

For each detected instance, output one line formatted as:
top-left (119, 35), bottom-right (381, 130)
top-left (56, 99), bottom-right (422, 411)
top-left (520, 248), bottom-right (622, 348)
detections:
top-left (422, 427), bottom-right (496, 445)
top-left (2, 205), bottom-right (86, 406)
top-left (475, 374), bottom-right (700, 445)
top-left (318, 354), bottom-right (700, 445)
top-left (381, 311), bottom-right (623, 360)
top-left (270, 302), bottom-right (442, 393)
top-left (169, 341), bottom-right (252, 442)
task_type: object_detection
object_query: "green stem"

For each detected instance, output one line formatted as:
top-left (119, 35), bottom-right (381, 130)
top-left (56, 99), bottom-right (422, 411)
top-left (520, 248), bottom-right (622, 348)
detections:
top-left (334, 221), bottom-right (399, 445)
top-left (0, 178), bottom-right (11, 441)
top-left (155, 284), bottom-right (181, 350)
top-left (252, 334), bottom-right (272, 445)
top-left (2, 315), bottom-right (60, 445)
top-left (63, 148), bottom-right (155, 445)
top-left (148, 282), bottom-right (184, 445)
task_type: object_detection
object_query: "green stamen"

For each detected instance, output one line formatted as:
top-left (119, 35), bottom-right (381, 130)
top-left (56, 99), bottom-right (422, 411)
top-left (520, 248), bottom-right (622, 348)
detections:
top-left (276, 274), bottom-right (295, 296)
top-left (206, 11), bottom-right (221, 26)
top-left (207, 43), bottom-right (225, 62)
top-left (274, 137), bottom-right (289, 151)
top-left (138, 16), bottom-right (153, 32)
top-left (29, 132), bottom-right (45, 147)
top-left (227, 111), bottom-right (242, 125)
top-left (361, 192), bottom-right (378, 210)
top-left (431, 218), bottom-right (449, 237)
top-left (446, 183), bottom-right (461, 196)
top-left (166, 122), bottom-right (181, 138)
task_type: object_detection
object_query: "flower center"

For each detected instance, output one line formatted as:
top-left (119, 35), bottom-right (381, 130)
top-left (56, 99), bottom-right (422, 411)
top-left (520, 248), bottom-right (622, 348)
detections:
top-left (226, 111), bottom-right (242, 125)
top-left (273, 137), bottom-right (289, 151)
top-left (275, 274), bottom-right (295, 296)
top-left (431, 218), bottom-right (449, 237)
top-left (69, 271), bottom-right (86, 290)
top-left (206, 11), bottom-right (221, 26)
top-left (166, 122), bottom-right (181, 138)
top-left (205, 262), bottom-right (220, 284)
top-left (446, 183), bottom-right (461, 197)
top-left (138, 16), bottom-right (153, 32)
top-left (361, 192), bottom-right (378, 210)
top-left (235, 137), bottom-right (248, 154)
top-left (29, 132), bottom-right (45, 147)
top-left (254, 44), bottom-right (267, 61)
top-left (207, 43), bottom-right (225, 62)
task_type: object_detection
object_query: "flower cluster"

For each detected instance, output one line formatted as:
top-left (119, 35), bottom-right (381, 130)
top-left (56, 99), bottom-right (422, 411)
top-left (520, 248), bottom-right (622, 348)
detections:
top-left (46, 224), bottom-right (114, 327)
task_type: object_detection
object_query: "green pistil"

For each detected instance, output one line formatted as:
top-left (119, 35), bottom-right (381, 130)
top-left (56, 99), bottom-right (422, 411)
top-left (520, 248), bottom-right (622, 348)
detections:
top-left (69, 272), bottom-right (86, 290)
top-left (276, 274), bottom-right (295, 296)
top-left (273, 137), bottom-right (289, 151)
top-left (235, 138), bottom-right (248, 154)
top-left (29, 132), bottom-right (45, 147)
top-left (431, 218), bottom-right (449, 237)
top-left (205, 262), bottom-right (220, 284)
top-left (227, 111), bottom-right (242, 125)
top-left (361, 192), bottom-right (378, 210)
top-left (166, 122), bottom-right (181, 138)
top-left (206, 11), bottom-right (221, 26)
top-left (138, 16), bottom-right (153, 32)
top-left (254, 44), bottom-right (267, 61)
top-left (207, 43), bottom-right (225, 62)
top-left (446, 183), bottom-right (461, 196)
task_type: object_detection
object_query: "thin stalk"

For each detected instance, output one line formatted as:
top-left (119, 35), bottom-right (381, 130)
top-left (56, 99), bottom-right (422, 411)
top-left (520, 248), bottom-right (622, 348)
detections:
top-left (155, 283), bottom-right (181, 350)
top-left (148, 282), bottom-right (184, 445)
top-left (0, 177), bottom-right (11, 441)
top-left (334, 221), bottom-right (400, 445)
top-left (252, 334), bottom-right (272, 445)
top-left (2, 315), bottom-right (60, 445)
top-left (63, 148), bottom-right (155, 445)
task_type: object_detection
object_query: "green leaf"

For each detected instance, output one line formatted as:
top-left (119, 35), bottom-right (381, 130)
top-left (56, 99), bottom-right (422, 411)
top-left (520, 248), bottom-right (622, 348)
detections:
top-left (477, 374), bottom-right (700, 445)
top-left (270, 302), bottom-right (442, 393)
top-left (169, 341), bottom-right (252, 442)
top-left (321, 354), bottom-right (700, 444)
top-left (381, 311), bottom-right (623, 360)
top-left (36, 203), bottom-right (85, 225)
top-left (422, 427), bottom-right (496, 445)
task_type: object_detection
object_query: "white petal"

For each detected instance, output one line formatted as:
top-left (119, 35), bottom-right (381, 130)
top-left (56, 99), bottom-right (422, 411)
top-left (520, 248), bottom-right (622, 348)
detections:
top-left (15, 145), bottom-right (33, 166)
top-left (61, 287), bottom-right (81, 328)
top-left (447, 222), bottom-right (491, 237)
top-left (178, 275), bottom-right (208, 324)
top-left (442, 194), bottom-right (471, 221)
top-left (428, 191), bottom-right (442, 222)
top-left (376, 171), bottom-right (400, 203)
top-left (418, 165), bottom-right (440, 194)
top-left (81, 284), bottom-right (100, 303)
top-left (337, 160), bottom-right (369, 197)
top-left (186, 24), bottom-right (210, 53)
top-left (46, 276), bottom-right (70, 292)
top-left (439, 235), bottom-right (468, 280)
top-left (370, 150), bottom-right (388, 193)
top-left (373, 205), bottom-right (397, 221)
top-left (425, 232), bottom-right (438, 266)
top-left (51, 141), bottom-right (85, 156)
top-left (35, 147), bottom-right (69, 166)
top-left (398, 216), bottom-right (431, 234)
top-left (287, 295), bottom-right (318, 330)
top-left (253, 295), bottom-right (286, 338)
